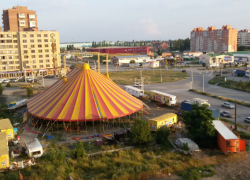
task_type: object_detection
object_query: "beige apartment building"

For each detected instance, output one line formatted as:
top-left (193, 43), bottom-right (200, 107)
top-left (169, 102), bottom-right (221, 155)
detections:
top-left (190, 25), bottom-right (238, 53)
top-left (237, 29), bottom-right (250, 47)
top-left (2, 6), bottom-right (38, 32)
top-left (0, 30), bottom-right (61, 78)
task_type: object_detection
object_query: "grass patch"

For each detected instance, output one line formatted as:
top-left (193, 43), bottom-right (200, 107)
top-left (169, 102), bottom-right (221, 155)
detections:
top-left (220, 118), bottom-right (246, 129)
top-left (233, 130), bottom-right (250, 139)
top-left (106, 70), bottom-right (189, 85)
top-left (189, 89), bottom-right (250, 107)
top-left (208, 76), bottom-right (250, 93)
top-left (178, 165), bottom-right (216, 180)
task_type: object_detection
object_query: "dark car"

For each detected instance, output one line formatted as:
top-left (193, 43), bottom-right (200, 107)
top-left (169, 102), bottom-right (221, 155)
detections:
top-left (220, 111), bottom-right (234, 118)
top-left (182, 70), bottom-right (187, 73)
top-left (44, 75), bottom-right (54, 78)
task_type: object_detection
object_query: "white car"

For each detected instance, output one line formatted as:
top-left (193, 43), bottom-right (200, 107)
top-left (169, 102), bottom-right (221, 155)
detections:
top-left (0, 79), bottom-right (4, 83)
top-left (3, 79), bottom-right (10, 83)
top-left (244, 117), bottom-right (250, 123)
top-left (221, 102), bottom-right (235, 109)
top-left (10, 78), bottom-right (19, 82)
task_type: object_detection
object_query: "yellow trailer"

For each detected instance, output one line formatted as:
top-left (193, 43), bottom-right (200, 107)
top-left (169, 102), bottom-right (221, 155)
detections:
top-left (0, 132), bottom-right (9, 169)
top-left (0, 119), bottom-right (14, 140)
top-left (148, 113), bottom-right (177, 131)
top-left (149, 90), bottom-right (177, 106)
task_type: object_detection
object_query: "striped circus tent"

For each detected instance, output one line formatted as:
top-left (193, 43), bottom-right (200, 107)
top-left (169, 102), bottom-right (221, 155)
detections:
top-left (27, 63), bottom-right (143, 122)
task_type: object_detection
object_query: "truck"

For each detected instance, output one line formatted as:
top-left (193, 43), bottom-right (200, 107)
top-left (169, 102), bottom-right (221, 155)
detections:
top-left (25, 138), bottom-right (43, 158)
top-left (192, 98), bottom-right (210, 107)
top-left (148, 90), bottom-right (177, 106)
top-left (125, 86), bottom-right (144, 98)
top-left (181, 102), bottom-right (220, 119)
top-left (213, 120), bottom-right (246, 154)
top-left (148, 113), bottom-right (177, 131)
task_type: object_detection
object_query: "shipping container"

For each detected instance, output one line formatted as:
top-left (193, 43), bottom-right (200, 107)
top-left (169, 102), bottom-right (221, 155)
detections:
top-left (213, 120), bottom-right (246, 154)
top-left (0, 119), bottom-right (14, 140)
top-left (148, 113), bottom-right (177, 131)
top-left (149, 90), bottom-right (177, 106)
top-left (0, 132), bottom-right (9, 169)
top-left (207, 108), bottom-right (220, 119)
top-left (236, 69), bottom-right (246, 76)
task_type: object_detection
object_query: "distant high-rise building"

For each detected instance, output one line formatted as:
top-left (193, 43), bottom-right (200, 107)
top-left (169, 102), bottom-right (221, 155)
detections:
top-left (237, 29), bottom-right (250, 47)
top-left (190, 25), bottom-right (237, 52)
top-left (2, 6), bottom-right (38, 32)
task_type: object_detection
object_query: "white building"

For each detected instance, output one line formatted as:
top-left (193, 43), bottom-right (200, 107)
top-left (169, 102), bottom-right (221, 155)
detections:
top-left (199, 53), bottom-right (234, 67)
top-left (237, 29), bottom-right (250, 47)
top-left (111, 55), bottom-right (151, 66)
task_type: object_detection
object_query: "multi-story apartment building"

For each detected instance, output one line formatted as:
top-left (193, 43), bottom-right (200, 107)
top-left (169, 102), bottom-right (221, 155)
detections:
top-left (190, 25), bottom-right (237, 53)
top-left (2, 6), bottom-right (38, 32)
top-left (237, 29), bottom-right (250, 47)
top-left (0, 30), bottom-right (61, 78)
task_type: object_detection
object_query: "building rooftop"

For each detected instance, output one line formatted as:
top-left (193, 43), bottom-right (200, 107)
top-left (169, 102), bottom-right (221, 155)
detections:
top-left (207, 52), bottom-right (234, 57)
top-left (115, 55), bottom-right (149, 59)
top-left (88, 46), bottom-right (148, 49)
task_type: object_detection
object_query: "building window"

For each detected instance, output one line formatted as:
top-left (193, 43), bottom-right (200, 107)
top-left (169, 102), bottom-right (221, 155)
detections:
top-left (46, 64), bottom-right (50, 67)
top-left (31, 45), bottom-right (35, 48)
top-left (31, 50), bottom-right (35, 53)
top-left (22, 34), bottom-right (26, 38)
top-left (23, 40), bottom-right (27, 43)
top-left (45, 55), bottom-right (49, 57)
top-left (45, 49), bottom-right (49, 52)
top-left (44, 34), bottom-right (48, 37)
top-left (38, 45), bottom-right (42, 48)
top-left (31, 55), bottom-right (36, 58)
top-left (14, 45), bottom-right (18, 48)
top-left (23, 50), bottom-right (28, 54)
top-left (14, 40), bottom-right (17, 43)
top-left (24, 55), bottom-right (29, 59)
top-left (45, 44), bottom-right (48, 47)
top-left (46, 59), bottom-right (50, 63)
top-left (19, 13), bottom-right (25, 18)
top-left (0, 40), bottom-right (5, 43)
top-left (39, 60), bottom-right (43, 63)
top-left (30, 34), bottom-right (34, 38)
top-left (30, 21), bottom-right (36, 27)
top-left (37, 34), bottom-right (41, 37)
top-left (9, 61), bottom-right (14, 64)
top-left (15, 61), bottom-right (19, 64)
top-left (37, 39), bottom-right (41, 43)
top-left (44, 39), bottom-right (48, 42)
top-left (16, 66), bottom-right (20, 69)
top-left (19, 20), bottom-right (26, 26)
top-left (30, 40), bottom-right (34, 43)
top-left (32, 60), bottom-right (36, 63)
top-left (40, 65), bottom-right (43, 68)
top-left (38, 50), bottom-right (42, 53)
top-left (13, 35), bottom-right (17, 38)
top-left (32, 65), bottom-right (36, 68)
top-left (6, 40), bottom-right (12, 43)
top-left (39, 55), bottom-right (43, 58)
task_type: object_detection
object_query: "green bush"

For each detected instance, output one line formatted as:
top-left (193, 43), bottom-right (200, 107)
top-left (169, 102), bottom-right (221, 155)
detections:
top-left (72, 141), bottom-right (85, 158)
top-left (155, 126), bottom-right (171, 146)
top-left (5, 83), bottom-right (11, 87)
top-left (130, 119), bottom-right (152, 146)
top-left (0, 83), bottom-right (4, 95)
top-left (178, 165), bottom-right (215, 180)
top-left (26, 87), bottom-right (33, 97)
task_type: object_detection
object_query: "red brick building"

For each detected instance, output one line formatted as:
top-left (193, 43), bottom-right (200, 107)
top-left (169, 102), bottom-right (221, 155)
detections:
top-left (86, 47), bottom-right (149, 54)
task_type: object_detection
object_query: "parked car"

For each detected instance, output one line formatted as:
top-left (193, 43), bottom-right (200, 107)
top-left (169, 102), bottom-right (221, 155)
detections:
top-left (221, 102), bottom-right (235, 109)
top-left (220, 111), bottom-right (234, 118)
top-left (134, 83), bottom-right (141, 88)
top-left (2, 79), bottom-right (10, 83)
top-left (244, 117), bottom-right (250, 123)
top-left (18, 77), bottom-right (25, 82)
top-left (182, 70), bottom-right (187, 73)
top-left (44, 75), bottom-right (54, 78)
top-left (0, 79), bottom-right (4, 83)
top-left (10, 78), bottom-right (19, 82)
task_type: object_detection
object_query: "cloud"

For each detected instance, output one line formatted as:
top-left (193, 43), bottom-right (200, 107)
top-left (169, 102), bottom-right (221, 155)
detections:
top-left (139, 19), bottom-right (160, 35)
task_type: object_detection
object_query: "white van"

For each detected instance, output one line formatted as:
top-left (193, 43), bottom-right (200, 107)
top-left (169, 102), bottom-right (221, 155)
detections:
top-left (25, 138), bottom-right (43, 158)
top-left (125, 86), bottom-right (144, 98)
top-left (193, 98), bottom-right (210, 107)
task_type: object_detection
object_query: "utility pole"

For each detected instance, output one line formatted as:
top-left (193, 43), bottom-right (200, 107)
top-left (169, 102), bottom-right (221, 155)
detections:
top-left (203, 74), bottom-right (204, 92)
top-left (235, 100), bottom-right (237, 130)
top-left (192, 65), bottom-right (193, 89)
top-left (160, 66), bottom-right (162, 83)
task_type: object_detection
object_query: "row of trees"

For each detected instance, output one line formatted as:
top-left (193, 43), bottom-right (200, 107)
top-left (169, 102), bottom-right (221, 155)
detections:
top-left (169, 38), bottom-right (190, 52)
top-left (66, 45), bottom-right (75, 50)
top-left (92, 41), bottom-right (150, 47)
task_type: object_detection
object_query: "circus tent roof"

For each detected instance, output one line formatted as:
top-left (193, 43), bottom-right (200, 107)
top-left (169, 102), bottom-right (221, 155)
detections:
top-left (27, 64), bottom-right (143, 122)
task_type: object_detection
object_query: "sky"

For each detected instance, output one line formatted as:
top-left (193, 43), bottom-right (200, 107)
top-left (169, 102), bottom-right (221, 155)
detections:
top-left (2, 0), bottom-right (250, 42)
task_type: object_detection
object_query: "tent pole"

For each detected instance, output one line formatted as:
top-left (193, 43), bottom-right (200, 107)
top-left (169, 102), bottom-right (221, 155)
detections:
top-left (92, 120), bottom-right (94, 135)
top-left (85, 119), bottom-right (87, 136)
top-left (77, 119), bottom-right (79, 135)
top-left (119, 118), bottom-right (120, 129)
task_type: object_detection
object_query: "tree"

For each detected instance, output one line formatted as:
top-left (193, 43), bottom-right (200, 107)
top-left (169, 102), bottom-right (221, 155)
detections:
top-left (130, 119), bottom-right (152, 146)
top-left (155, 126), bottom-right (171, 146)
top-left (72, 141), bottom-right (85, 158)
top-left (0, 84), bottom-right (4, 95)
top-left (157, 48), bottom-right (162, 55)
top-left (26, 87), bottom-right (33, 97)
top-left (183, 103), bottom-right (216, 147)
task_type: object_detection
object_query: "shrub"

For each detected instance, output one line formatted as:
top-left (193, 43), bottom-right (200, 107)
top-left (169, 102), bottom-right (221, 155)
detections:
top-left (26, 87), bottom-right (33, 97)
top-left (155, 126), bottom-right (171, 146)
top-left (72, 141), bottom-right (85, 158)
top-left (130, 119), bottom-right (152, 146)
top-left (6, 82), bottom-right (11, 87)
top-left (0, 83), bottom-right (4, 95)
